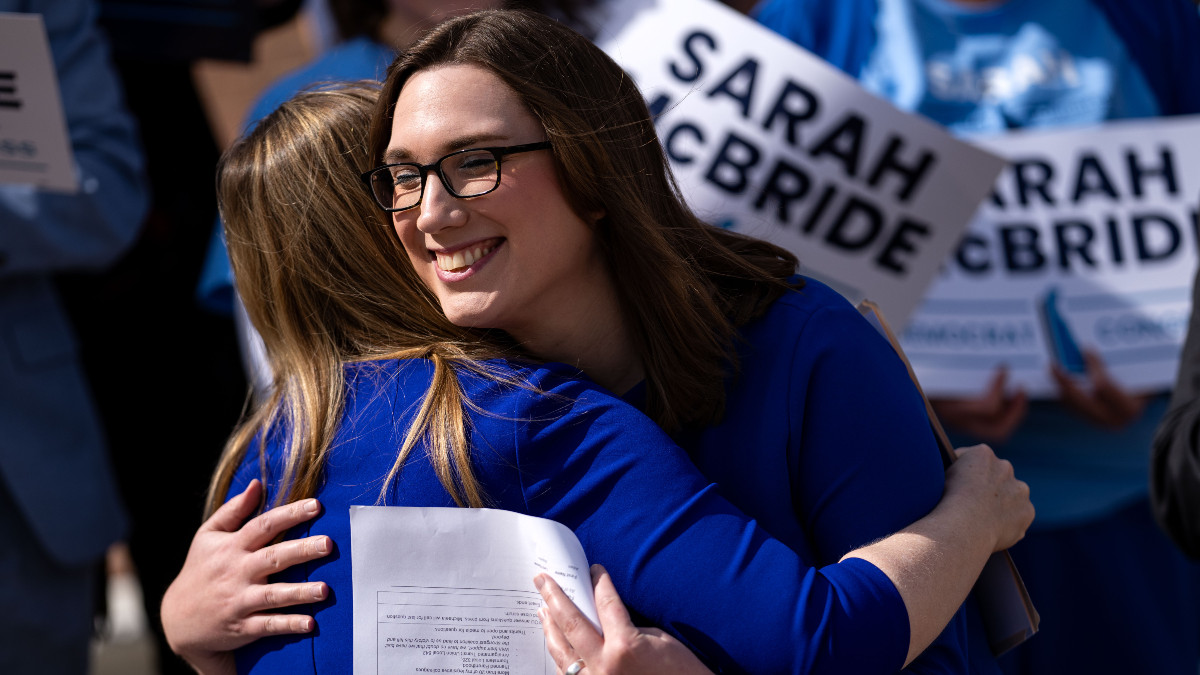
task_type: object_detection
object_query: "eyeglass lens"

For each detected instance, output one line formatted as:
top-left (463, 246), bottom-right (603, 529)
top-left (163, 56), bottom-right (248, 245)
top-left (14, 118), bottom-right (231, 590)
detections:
top-left (371, 150), bottom-right (500, 211)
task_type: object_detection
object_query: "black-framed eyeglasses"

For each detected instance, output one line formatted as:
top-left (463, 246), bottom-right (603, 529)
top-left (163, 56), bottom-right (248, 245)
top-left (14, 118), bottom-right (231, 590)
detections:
top-left (360, 141), bottom-right (552, 212)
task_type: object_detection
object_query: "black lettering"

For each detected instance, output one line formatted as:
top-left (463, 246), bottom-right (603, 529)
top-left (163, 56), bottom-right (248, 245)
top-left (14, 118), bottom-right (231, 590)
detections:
top-left (762, 80), bottom-right (819, 147)
top-left (707, 58), bottom-right (759, 119)
top-left (809, 114), bottom-right (866, 179)
top-left (1053, 220), bottom-right (1097, 270)
top-left (799, 184), bottom-right (837, 234)
top-left (646, 93), bottom-right (671, 120)
top-left (988, 189), bottom-right (1005, 209)
top-left (955, 233), bottom-right (991, 274)
top-left (1106, 216), bottom-right (1125, 264)
top-left (866, 135), bottom-right (937, 203)
top-left (672, 31), bottom-right (715, 82)
top-left (1192, 209), bottom-right (1200, 254)
top-left (705, 132), bottom-right (760, 194)
top-left (670, 31), bottom-right (717, 83)
top-left (876, 218), bottom-right (932, 274)
top-left (1013, 159), bottom-right (1055, 207)
top-left (1070, 153), bottom-right (1119, 203)
top-left (753, 160), bottom-right (812, 223)
top-left (1127, 147), bottom-right (1178, 198)
top-left (664, 122), bottom-right (704, 165)
top-left (1133, 212), bottom-right (1182, 262)
top-left (0, 71), bottom-right (17, 109)
top-left (999, 224), bottom-right (1046, 272)
top-left (825, 195), bottom-right (883, 251)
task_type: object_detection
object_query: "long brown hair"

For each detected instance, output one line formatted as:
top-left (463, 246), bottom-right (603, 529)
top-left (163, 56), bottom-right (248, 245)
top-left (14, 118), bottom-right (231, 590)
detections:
top-left (209, 83), bottom-right (513, 515)
top-left (369, 10), bottom-right (800, 433)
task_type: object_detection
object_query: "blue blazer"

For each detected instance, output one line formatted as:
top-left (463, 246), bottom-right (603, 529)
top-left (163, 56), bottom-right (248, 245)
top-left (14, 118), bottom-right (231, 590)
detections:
top-left (0, 0), bottom-right (147, 566)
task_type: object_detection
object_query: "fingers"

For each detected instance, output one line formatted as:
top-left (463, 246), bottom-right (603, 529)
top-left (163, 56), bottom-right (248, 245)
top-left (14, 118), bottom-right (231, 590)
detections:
top-left (1052, 351), bottom-right (1147, 429)
top-left (243, 498), bottom-right (323, 550)
top-left (978, 367), bottom-right (1010, 412)
top-left (590, 564), bottom-right (633, 636)
top-left (535, 573), bottom-right (603, 659)
top-left (247, 580), bottom-right (329, 613)
top-left (989, 388), bottom-right (1028, 442)
top-left (934, 369), bottom-right (1006, 418)
top-left (1051, 362), bottom-right (1102, 421)
top-left (538, 606), bottom-right (578, 674)
top-left (931, 368), bottom-right (1028, 443)
top-left (238, 613), bottom-right (317, 640)
top-left (1085, 351), bottom-right (1148, 424)
top-left (204, 480), bottom-right (264, 534)
top-left (248, 534), bottom-right (332, 579)
top-left (952, 443), bottom-right (991, 460)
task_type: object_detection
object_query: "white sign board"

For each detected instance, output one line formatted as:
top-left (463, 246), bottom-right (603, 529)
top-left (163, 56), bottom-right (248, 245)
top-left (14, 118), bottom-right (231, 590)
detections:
top-left (594, 0), bottom-right (1005, 325)
top-left (0, 12), bottom-right (77, 192)
top-left (900, 116), bottom-right (1200, 397)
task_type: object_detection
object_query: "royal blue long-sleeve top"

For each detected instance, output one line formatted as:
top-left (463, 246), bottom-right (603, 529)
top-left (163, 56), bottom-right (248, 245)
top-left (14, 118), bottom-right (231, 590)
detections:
top-left (232, 279), bottom-right (953, 674)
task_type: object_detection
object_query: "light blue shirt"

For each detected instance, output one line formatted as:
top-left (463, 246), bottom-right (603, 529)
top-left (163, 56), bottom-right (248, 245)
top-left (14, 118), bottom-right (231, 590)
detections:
top-left (757, 0), bottom-right (1200, 527)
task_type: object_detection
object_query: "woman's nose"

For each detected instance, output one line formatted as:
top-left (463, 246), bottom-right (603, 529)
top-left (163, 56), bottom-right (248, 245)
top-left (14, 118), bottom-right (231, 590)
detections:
top-left (414, 173), bottom-right (468, 234)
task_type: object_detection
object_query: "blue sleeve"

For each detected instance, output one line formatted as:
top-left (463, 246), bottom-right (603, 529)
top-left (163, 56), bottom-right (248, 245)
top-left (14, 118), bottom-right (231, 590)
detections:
top-left (1094, 0), bottom-right (1200, 115)
top-left (511, 370), bottom-right (911, 675)
top-left (782, 296), bottom-right (974, 674)
top-left (196, 222), bottom-right (235, 315)
top-left (786, 301), bottom-right (944, 564)
top-left (0, 0), bottom-right (147, 278)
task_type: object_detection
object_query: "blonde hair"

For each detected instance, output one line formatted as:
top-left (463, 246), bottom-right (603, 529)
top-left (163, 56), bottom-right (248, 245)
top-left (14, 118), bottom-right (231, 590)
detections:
top-left (208, 83), bottom-right (514, 515)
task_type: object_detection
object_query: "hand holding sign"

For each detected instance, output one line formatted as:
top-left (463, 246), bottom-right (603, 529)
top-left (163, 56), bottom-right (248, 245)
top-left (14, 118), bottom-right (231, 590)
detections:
top-left (1050, 350), bottom-right (1151, 431)
top-left (932, 368), bottom-right (1029, 445)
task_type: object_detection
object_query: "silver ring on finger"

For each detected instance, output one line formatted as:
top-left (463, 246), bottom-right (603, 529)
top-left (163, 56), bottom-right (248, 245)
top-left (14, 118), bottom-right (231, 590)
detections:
top-left (565, 658), bottom-right (586, 675)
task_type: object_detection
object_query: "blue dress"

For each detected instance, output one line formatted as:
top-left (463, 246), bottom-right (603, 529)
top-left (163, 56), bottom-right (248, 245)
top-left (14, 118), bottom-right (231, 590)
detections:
top-left (232, 280), bottom-right (951, 674)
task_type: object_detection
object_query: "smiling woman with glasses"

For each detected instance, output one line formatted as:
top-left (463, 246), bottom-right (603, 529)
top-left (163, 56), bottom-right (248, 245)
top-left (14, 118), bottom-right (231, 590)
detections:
top-left (163, 10), bottom-right (1032, 675)
top-left (361, 141), bottom-right (551, 211)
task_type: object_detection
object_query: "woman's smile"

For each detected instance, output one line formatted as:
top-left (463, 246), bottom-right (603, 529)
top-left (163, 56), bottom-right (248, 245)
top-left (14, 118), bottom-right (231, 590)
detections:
top-left (430, 237), bottom-right (504, 280)
top-left (388, 63), bottom-right (615, 341)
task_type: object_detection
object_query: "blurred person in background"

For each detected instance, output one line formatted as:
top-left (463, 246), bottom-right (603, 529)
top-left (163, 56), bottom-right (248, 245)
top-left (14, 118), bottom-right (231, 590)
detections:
top-left (60, 1), bottom-right (304, 672)
top-left (754, 0), bottom-right (1200, 672)
top-left (0, 0), bottom-right (147, 672)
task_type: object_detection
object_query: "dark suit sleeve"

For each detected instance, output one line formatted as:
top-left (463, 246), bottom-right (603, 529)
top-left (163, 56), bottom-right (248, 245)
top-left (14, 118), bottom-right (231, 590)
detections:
top-left (1151, 267), bottom-right (1200, 558)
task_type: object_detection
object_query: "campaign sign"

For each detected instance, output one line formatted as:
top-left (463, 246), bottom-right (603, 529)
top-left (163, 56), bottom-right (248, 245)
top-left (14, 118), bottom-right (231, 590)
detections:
top-left (899, 116), bottom-right (1200, 397)
top-left (0, 12), bottom-right (76, 192)
top-left (594, 0), bottom-right (1005, 325)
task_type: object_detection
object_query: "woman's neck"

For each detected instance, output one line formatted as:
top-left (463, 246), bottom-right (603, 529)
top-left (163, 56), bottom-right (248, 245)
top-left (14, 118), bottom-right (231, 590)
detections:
top-left (507, 275), bottom-right (643, 395)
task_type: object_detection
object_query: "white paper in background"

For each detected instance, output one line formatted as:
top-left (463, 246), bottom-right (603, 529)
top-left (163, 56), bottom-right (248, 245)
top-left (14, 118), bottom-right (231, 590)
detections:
top-left (351, 506), bottom-right (598, 675)
top-left (593, 0), bottom-right (1005, 326)
top-left (898, 116), bottom-right (1200, 397)
top-left (0, 13), bottom-right (76, 192)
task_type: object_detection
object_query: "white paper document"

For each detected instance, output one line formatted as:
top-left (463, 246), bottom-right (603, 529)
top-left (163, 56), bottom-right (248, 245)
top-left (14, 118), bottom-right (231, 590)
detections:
top-left (351, 506), bottom-right (599, 675)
